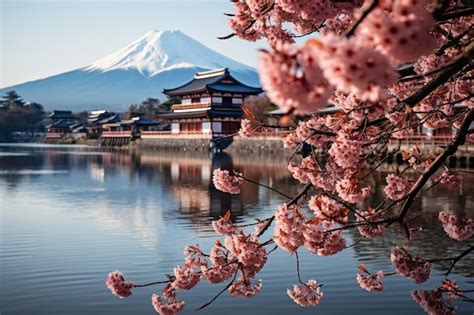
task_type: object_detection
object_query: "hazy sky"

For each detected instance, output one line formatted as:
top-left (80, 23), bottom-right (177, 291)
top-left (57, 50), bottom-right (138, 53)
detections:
top-left (0, 0), bottom-right (269, 88)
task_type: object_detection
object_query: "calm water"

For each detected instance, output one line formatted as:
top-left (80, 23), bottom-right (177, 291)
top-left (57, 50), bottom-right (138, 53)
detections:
top-left (0, 144), bottom-right (473, 315)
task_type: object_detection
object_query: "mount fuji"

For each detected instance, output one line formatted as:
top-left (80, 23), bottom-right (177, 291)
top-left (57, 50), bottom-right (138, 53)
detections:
top-left (1, 30), bottom-right (261, 111)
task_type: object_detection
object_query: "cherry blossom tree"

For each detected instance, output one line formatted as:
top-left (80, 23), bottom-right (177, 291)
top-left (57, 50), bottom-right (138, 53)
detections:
top-left (107, 1), bottom-right (474, 314)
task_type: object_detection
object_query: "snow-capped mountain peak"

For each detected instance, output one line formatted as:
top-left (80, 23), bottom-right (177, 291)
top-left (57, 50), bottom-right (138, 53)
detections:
top-left (2, 30), bottom-right (260, 110)
top-left (84, 30), bottom-right (253, 76)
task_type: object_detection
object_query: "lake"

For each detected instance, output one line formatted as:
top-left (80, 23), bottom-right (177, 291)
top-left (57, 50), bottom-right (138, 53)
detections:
top-left (0, 144), bottom-right (473, 315)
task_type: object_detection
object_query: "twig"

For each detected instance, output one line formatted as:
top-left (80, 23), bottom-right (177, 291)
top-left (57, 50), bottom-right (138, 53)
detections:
top-left (195, 264), bottom-right (240, 311)
top-left (345, 0), bottom-right (379, 37)
top-left (445, 246), bottom-right (474, 276)
top-left (237, 174), bottom-right (292, 199)
top-left (398, 108), bottom-right (474, 221)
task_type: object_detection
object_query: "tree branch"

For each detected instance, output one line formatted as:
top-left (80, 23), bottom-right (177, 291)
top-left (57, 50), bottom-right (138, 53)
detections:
top-left (398, 108), bottom-right (474, 220)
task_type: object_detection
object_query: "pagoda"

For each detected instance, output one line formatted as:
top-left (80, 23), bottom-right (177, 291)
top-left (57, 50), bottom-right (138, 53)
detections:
top-left (159, 68), bottom-right (262, 136)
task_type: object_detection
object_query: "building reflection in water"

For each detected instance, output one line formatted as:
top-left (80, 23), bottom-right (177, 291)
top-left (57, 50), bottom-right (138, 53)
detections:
top-left (1, 144), bottom-right (472, 274)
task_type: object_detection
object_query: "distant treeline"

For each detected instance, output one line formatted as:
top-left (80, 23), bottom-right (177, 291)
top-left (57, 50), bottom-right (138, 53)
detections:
top-left (0, 91), bottom-right (45, 141)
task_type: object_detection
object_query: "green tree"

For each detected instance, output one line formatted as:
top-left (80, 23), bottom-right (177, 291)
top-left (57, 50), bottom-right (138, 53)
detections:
top-left (158, 97), bottom-right (181, 112)
top-left (0, 91), bottom-right (26, 109)
top-left (0, 92), bottom-right (45, 141)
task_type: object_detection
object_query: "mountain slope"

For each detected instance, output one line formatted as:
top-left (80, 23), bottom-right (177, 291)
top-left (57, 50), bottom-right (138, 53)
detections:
top-left (1, 30), bottom-right (260, 111)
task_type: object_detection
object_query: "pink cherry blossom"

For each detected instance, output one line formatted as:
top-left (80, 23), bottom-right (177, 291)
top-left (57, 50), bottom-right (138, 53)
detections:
top-left (438, 211), bottom-right (474, 241)
top-left (356, 209), bottom-right (385, 239)
top-left (212, 168), bottom-right (244, 194)
top-left (317, 33), bottom-right (397, 101)
top-left (106, 270), bottom-right (133, 299)
top-left (358, 0), bottom-right (437, 63)
top-left (228, 278), bottom-right (263, 298)
top-left (436, 171), bottom-right (462, 187)
top-left (411, 289), bottom-right (456, 315)
top-left (211, 211), bottom-right (236, 236)
top-left (183, 245), bottom-right (208, 269)
top-left (314, 231), bottom-right (346, 256)
top-left (302, 221), bottom-right (324, 254)
top-left (390, 246), bottom-right (430, 283)
top-left (258, 42), bottom-right (333, 114)
top-left (328, 135), bottom-right (362, 169)
top-left (171, 266), bottom-right (200, 290)
top-left (308, 195), bottom-right (349, 225)
top-left (282, 131), bottom-right (300, 148)
top-left (200, 265), bottom-right (235, 284)
top-left (224, 232), bottom-right (267, 276)
top-left (288, 156), bottom-right (319, 184)
top-left (151, 290), bottom-right (185, 315)
top-left (287, 279), bottom-right (323, 307)
top-left (273, 203), bottom-right (305, 253)
top-left (356, 267), bottom-right (384, 292)
top-left (383, 174), bottom-right (412, 200)
top-left (238, 119), bottom-right (256, 138)
top-left (335, 177), bottom-right (371, 204)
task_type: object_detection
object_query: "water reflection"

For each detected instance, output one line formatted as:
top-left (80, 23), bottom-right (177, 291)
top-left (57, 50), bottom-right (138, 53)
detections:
top-left (1, 144), bottom-right (473, 315)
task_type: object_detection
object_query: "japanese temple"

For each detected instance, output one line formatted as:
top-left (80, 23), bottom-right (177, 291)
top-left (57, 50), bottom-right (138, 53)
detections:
top-left (45, 110), bottom-right (80, 140)
top-left (158, 68), bottom-right (262, 136)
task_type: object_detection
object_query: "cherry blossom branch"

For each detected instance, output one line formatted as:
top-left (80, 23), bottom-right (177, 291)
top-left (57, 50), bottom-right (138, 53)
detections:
top-left (401, 41), bottom-right (473, 108)
top-left (236, 174), bottom-right (292, 199)
top-left (257, 182), bottom-right (312, 237)
top-left (398, 108), bottom-right (474, 221)
top-left (295, 251), bottom-right (305, 285)
top-left (444, 246), bottom-right (474, 276)
top-left (133, 279), bottom-right (173, 288)
top-left (435, 7), bottom-right (474, 21)
top-left (345, 0), bottom-right (379, 37)
top-left (195, 263), bottom-right (241, 311)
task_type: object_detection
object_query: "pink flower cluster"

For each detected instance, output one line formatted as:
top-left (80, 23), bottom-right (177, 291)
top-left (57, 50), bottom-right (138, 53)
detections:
top-left (357, 0), bottom-right (437, 63)
top-left (356, 265), bottom-right (384, 292)
top-left (383, 174), bottom-right (412, 201)
top-left (106, 270), bottom-right (133, 299)
top-left (273, 202), bottom-right (347, 256)
top-left (288, 156), bottom-right (318, 184)
top-left (172, 266), bottom-right (200, 290)
top-left (317, 33), bottom-right (397, 101)
top-left (258, 42), bottom-right (333, 114)
top-left (308, 195), bottom-right (349, 225)
top-left (356, 209), bottom-right (385, 239)
top-left (287, 279), bottom-right (324, 307)
top-left (183, 245), bottom-right (208, 269)
top-left (390, 246), bottom-right (430, 283)
top-left (328, 135), bottom-right (362, 169)
top-left (438, 211), bottom-right (474, 241)
top-left (200, 240), bottom-right (237, 284)
top-left (273, 203), bottom-right (305, 253)
top-left (238, 119), bottom-right (256, 138)
top-left (436, 171), bottom-right (462, 187)
top-left (228, 278), bottom-right (263, 298)
top-left (151, 286), bottom-right (185, 315)
top-left (335, 177), bottom-right (371, 204)
top-left (212, 168), bottom-right (244, 194)
top-left (212, 211), bottom-right (236, 236)
top-left (411, 285), bottom-right (458, 315)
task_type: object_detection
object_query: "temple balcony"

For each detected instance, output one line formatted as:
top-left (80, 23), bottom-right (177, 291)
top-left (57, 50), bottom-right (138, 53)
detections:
top-left (171, 103), bottom-right (211, 112)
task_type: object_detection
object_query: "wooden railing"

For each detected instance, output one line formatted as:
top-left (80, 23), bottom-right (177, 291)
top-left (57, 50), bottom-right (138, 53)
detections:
top-left (171, 103), bottom-right (211, 111)
top-left (101, 131), bottom-right (133, 138)
top-left (45, 132), bottom-right (64, 139)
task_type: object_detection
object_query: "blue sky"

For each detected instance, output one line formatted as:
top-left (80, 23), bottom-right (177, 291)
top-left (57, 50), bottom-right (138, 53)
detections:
top-left (0, 0), bottom-right (267, 87)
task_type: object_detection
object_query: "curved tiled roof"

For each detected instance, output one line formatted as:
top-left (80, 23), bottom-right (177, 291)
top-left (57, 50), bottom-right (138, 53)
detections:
top-left (163, 68), bottom-right (262, 96)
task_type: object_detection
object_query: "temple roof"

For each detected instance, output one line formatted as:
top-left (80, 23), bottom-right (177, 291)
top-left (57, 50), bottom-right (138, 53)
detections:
top-left (157, 109), bottom-right (243, 119)
top-left (120, 116), bottom-right (160, 126)
top-left (47, 120), bottom-right (75, 129)
top-left (49, 110), bottom-right (76, 120)
top-left (163, 68), bottom-right (262, 96)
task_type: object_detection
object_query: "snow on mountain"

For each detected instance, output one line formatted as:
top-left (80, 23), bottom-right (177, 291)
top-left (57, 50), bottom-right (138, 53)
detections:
top-left (85, 30), bottom-right (254, 75)
top-left (1, 30), bottom-right (260, 111)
